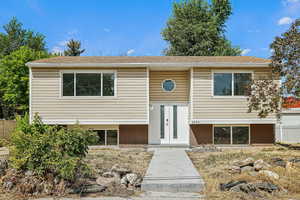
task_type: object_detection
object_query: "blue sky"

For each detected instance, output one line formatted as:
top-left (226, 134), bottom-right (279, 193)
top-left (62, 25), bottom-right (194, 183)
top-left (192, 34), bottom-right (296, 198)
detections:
top-left (0, 0), bottom-right (299, 58)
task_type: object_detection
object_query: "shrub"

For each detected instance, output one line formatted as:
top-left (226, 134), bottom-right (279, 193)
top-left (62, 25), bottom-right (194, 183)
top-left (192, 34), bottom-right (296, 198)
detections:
top-left (9, 113), bottom-right (97, 181)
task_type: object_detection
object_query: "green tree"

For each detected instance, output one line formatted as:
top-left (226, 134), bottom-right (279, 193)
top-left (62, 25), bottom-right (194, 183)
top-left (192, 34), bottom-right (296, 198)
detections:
top-left (162, 0), bottom-right (241, 56)
top-left (0, 46), bottom-right (49, 119)
top-left (64, 39), bottom-right (85, 56)
top-left (248, 19), bottom-right (300, 118)
top-left (0, 17), bottom-right (46, 58)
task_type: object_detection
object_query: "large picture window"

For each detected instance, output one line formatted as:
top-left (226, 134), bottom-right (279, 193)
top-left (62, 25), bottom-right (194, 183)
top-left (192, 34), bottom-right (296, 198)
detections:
top-left (62, 71), bottom-right (115, 97)
top-left (213, 72), bottom-right (252, 96)
top-left (214, 125), bottom-right (250, 145)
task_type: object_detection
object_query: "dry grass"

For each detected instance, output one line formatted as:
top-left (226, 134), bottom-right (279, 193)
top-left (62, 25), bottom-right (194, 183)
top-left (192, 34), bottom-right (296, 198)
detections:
top-left (86, 148), bottom-right (152, 177)
top-left (188, 146), bottom-right (300, 200)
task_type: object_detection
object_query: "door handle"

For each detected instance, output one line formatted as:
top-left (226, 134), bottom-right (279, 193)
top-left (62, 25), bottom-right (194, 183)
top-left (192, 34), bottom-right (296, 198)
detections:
top-left (166, 118), bottom-right (168, 126)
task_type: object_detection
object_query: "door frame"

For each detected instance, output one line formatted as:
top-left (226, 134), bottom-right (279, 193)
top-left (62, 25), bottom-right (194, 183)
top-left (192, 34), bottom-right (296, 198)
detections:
top-left (149, 101), bottom-right (190, 145)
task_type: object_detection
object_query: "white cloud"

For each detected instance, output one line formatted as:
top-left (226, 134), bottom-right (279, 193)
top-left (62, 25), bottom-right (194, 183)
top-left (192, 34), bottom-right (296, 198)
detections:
top-left (67, 29), bottom-right (78, 36)
top-left (126, 49), bottom-right (135, 56)
top-left (282, 0), bottom-right (300, 14)
top-left (58, 40), bottom-right (68, 46)
top-left (278, 17), bottom-right (293, 25)
top-left (284, 0), bottom-right (299, 4)
top-left (103, 28), bottom-right (111, 33)
top-left (51, 46), bottom-right (63, 54)
top-left (241, 49), bottom-right (251, 56)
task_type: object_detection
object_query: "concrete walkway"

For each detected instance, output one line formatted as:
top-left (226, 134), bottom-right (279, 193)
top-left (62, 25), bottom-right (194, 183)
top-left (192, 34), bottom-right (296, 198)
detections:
top-left (38, 192), bottom-right (203, 200)
top-left (141, 148), bottom-right (204, 193)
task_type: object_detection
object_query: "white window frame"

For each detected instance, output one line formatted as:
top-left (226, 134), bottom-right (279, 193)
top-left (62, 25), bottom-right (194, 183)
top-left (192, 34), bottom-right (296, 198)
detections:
top-left (95, 129), bottom-right (119, 146)
top-left (212, 70), bottom-right (253, 98)
top-left (60, 70), bottom-right (117, 98)
top-left (212, 124), bottom-right (250, 145)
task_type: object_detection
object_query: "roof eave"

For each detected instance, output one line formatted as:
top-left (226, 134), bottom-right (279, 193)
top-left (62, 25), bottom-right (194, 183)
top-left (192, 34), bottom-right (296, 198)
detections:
top-left (26, 62), bottom-right (271, 68)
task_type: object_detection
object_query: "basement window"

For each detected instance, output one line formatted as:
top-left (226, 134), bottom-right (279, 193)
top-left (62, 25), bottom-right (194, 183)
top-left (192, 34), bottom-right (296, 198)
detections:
top-left (213, 125), bottom-right (250, 145)
top-left (94, 130), bottom-right (118, 146)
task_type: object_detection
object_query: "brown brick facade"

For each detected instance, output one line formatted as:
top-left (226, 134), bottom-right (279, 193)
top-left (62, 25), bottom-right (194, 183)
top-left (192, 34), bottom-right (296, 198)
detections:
top-left (119, 125), bottom-right (148, 144)
top-left (190, 124), bottom-right (213, 146)
top-left (250, 124), bottom-right (274, 144)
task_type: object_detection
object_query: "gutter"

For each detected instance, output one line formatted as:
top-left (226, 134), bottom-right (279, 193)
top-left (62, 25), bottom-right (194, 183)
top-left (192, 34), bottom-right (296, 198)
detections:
top-left (26, 62), bottom-right (270, 68)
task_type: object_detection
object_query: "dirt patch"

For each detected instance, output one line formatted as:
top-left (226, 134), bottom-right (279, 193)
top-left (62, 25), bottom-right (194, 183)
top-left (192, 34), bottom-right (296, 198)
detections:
top-left (188, 146), bottom-right (300, 200)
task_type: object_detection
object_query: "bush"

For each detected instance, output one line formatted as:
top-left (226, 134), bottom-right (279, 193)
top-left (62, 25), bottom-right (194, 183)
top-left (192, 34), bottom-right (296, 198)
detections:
top-left (9, 113), bottom-right (97, 181)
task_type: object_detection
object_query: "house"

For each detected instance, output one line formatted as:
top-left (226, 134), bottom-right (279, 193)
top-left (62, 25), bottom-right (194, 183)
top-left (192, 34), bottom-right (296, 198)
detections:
top-left (276, 97), bottom-right (300, 144)
top-left (27, 56), bottom-right (277, 146)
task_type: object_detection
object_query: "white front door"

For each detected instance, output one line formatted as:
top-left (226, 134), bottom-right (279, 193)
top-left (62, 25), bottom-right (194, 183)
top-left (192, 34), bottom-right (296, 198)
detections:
top-left (149, 103), bottom-right (189, 145)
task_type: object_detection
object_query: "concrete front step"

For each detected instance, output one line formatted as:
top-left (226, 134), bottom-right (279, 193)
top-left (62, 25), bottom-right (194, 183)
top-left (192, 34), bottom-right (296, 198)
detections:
top-left (141, 149), bottom-right (204, 193)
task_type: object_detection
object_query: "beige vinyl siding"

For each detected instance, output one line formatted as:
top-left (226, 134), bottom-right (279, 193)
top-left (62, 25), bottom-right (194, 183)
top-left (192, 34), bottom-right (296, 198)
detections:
top-left (192, 67), bottom-right (276, 119)
top-left (31, 68), bottom-right (148, 123)
top-left (150, 71), bottom-right (189, 102)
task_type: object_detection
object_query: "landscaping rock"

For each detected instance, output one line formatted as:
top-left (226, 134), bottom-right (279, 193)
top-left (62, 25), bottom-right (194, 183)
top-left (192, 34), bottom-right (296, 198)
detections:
top-left (125, 173), bottom-right (141, 186)
top-left (240, 157), bottom-right (254, 168)
top-left (254, 159), bottom-right (271, 171)
top-left (0, 158), bottom-right (8, 176)
top-left (102, 171), bottom-right (114, 178)
top-left (227, 165), bottom-right (241, 174)
top-left (191, 146), bottom-right (221, 152)
top-left (111, 164), bottom-right (131, 179)
top-left (96, 176), bottom-right (116, 186)
top-left (120, 176), bottom-right (128, 185)
top-left (241, 166), bottom-right (254, 173)
top-left (230, 183), bottom-right (257, 193)
top-left (72, 184), bottom-right (107, 194)
top-left (220, 180), bottom-right (247, 191)
top-left (24, 170), bottom-right (34, 177)
top-left (271, 158), bottom-right (286, 168)
top-left (289, 158), bottom-right (300, 163)
top-left (3, 181), bottom-right (13, 190)
top-left (259, 170), bottom-right (279, 179)
top-left (253, 182), bottom-right (279, 193)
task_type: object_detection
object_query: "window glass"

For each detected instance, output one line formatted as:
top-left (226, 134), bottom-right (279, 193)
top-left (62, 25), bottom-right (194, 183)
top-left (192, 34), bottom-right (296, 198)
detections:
top-left (160, 105), bottom-right (165, 139)
top-left (214, 73), bottom-right (232, 96)
top-left (76, 73), bottom-right (101, 96)
top-left (96, 130), bottom-right (106, 145)
top-left (173, 105), bottom-right (177, 139)
top-left (214, 127), bottom-right (231, 144)
top-left (106, 130), bottom-right (118, 145)
top-left (63, 73), bottom-right (74, 96)
top-left (232, 127), bottom-right (249, 144)
top-left (162, 80), bottom-right (175, 92)
top-left (234, 73), bottom-right (252, 96)
top-left (103, 73), bottom-right (115, 96)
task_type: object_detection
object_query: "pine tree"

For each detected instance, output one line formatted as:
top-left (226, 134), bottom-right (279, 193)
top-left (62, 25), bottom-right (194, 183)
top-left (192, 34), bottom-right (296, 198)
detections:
top-left (64, 39), bottom-right (85, 56)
